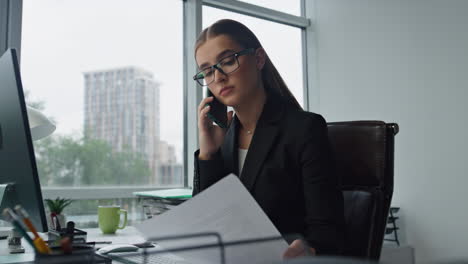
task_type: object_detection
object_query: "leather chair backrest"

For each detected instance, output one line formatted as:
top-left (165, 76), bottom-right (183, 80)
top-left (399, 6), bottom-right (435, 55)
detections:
top-left (327, 121), bottom-right (398, 260)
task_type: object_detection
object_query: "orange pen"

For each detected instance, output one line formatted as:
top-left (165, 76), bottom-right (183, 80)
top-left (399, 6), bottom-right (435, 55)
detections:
top-left (14, 205), bottom-right (51, 254)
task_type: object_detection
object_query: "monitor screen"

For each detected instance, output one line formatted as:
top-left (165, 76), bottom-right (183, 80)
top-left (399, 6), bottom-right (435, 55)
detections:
top-left (0, 49), bottom-right (48, 232)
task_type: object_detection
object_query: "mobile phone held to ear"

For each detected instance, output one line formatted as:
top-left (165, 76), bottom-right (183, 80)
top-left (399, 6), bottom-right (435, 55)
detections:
top-left (206, 89), bottom-right (228, 128)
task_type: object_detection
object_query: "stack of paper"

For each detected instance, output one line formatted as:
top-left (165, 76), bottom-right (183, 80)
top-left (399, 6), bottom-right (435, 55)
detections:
top-left (134, 188), bottom-right (193, 218)
top-left (135, 174), bottom-right (288, 264)
top-left (133, 188), bottom-right (193, 200)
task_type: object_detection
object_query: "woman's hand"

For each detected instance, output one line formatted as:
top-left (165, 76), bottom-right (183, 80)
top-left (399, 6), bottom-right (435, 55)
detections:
top-left (198, 96), bottom-right (233, 160)
top-left (283, 239), bottom-right (316, 259)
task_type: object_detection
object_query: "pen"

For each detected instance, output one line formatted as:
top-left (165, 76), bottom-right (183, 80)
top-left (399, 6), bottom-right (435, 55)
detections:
top-left (14, 205), bottom-right (51, 254)
top-left (86, 241), bottom-right (113, 245)
top-left (2, 208), bottom-right (36, 251)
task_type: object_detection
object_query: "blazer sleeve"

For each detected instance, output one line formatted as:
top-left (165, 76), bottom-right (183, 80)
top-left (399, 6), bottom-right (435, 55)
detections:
top-left (299, 114), bottom-right (344, 255)
top-left (193, 149), bottom-right (227, 196)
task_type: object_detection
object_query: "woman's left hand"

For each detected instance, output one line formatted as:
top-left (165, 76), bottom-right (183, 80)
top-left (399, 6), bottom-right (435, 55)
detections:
top-left (282, 239), bottom-right (316, 259)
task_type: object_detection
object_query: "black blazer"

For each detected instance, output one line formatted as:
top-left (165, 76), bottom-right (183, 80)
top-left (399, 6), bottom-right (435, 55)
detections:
top-left (193, 96), bottom-right (344, 255)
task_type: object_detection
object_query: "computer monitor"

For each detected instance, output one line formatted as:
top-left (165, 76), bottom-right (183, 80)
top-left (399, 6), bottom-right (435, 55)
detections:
top-left (0, 49), bottom-right (48, 233)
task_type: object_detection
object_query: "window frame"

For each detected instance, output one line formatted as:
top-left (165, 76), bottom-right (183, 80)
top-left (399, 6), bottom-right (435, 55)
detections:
top-left (0, 0), bottom-right (22, 60)
top-left (2, 0), bottom-right (317, 201)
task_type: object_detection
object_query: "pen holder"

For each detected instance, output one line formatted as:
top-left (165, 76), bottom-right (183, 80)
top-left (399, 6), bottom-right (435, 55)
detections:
top-left (48, 227), bottom-right (87, 246)
top-left (34, 245), bottom-right (99, 264)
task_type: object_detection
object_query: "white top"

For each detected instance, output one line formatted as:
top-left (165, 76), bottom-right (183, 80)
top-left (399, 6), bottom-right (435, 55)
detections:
top-left (238, 148), bottom-right (249, 176)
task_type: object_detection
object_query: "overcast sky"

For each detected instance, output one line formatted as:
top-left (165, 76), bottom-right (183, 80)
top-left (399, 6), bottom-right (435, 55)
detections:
top-left (20, 0), bottom-right (303, 162)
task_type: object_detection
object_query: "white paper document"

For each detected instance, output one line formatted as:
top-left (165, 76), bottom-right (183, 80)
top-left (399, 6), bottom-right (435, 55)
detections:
top-left (135, 174), bottom-right (289, 264)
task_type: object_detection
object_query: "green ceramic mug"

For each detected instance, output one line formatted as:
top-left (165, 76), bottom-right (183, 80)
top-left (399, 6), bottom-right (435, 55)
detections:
top-left (98, 206), bottom-right (127, 234)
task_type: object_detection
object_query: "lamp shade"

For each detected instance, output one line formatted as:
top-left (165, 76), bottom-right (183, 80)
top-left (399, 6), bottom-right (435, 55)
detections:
top-left (26, 106), bottom-right (56, 140)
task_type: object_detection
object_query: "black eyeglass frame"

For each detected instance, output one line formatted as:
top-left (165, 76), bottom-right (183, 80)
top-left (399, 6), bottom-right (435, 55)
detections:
top-left (193, 48), bottom-right (255, 86)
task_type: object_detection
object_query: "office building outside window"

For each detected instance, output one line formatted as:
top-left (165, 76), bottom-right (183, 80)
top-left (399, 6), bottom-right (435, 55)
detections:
top-left (83, 67), bottom-right (182, 186)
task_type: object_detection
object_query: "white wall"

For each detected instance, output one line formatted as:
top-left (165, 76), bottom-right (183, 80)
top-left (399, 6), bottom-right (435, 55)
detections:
top-left (312, 0), bottom-right (468, 262)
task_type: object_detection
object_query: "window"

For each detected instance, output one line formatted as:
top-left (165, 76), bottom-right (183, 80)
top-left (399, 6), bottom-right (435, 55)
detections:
top-left (3, 0), bottom-right (313, 228)
top-left (19, 0), bottom-right (184, 226)
top-left (203, 6), bottom-right (305, 107)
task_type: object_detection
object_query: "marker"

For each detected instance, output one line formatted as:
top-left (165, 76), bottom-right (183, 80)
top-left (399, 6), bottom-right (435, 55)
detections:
top-left (2, 208), bottom-right (36, 251)
top-left (14, 205), bottom-right (51, 254)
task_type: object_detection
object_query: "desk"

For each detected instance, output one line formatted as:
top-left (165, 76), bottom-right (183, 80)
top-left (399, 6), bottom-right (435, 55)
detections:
top-left (0, 226), bottom-right (145, 263)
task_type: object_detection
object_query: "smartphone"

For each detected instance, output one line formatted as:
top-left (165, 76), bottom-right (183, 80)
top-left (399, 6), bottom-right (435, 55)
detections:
top-left (206, 89), bottom-right (228, 128)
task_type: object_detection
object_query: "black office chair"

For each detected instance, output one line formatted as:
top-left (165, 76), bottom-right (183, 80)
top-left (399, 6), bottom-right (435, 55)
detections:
top-left (327, 121), bottom-right (399, 260)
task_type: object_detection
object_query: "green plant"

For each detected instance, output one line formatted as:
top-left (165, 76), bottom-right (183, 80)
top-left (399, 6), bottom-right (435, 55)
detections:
top-left (45, 197), bottom-right (73, 215)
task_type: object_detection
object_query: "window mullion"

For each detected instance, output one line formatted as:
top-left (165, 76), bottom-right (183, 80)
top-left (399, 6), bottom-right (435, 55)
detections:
top-left (183, 0), bottom-right (203, 188)
top-left (41, 186), bottom-right (170, 200)
top-left (302, 0), bottom-right (319, 112)
top-left (1, 0), bottom-right (23, 58)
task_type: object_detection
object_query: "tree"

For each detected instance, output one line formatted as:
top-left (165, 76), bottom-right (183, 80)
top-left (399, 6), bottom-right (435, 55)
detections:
top-left (35, 135), bottom-right (151, 186)
top-left (34, 135), bottom-right (82, 186)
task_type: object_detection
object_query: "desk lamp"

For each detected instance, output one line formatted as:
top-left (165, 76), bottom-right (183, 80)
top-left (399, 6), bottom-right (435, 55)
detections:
top-left (26, 106), bottom-right (56, 141)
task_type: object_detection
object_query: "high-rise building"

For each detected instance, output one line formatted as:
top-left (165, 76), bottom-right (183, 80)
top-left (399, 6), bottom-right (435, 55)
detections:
top-left (158, 140), bottom-right (183, 186)
top-left (83, 67), bottom-right (160, 184)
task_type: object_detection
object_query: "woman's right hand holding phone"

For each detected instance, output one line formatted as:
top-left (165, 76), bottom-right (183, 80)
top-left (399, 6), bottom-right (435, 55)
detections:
top-left (198, 96), bottom-right (233, 160)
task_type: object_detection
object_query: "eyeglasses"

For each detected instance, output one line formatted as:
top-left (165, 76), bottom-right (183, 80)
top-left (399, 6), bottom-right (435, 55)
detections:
top-left (193, 48), bottom-right (255, 86)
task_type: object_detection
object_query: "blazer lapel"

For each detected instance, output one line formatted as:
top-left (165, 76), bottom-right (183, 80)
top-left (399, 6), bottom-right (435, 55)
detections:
top-left (240, 96), bottom-right (286, 192)
top-left (221, 115), bottom-right (239, 176)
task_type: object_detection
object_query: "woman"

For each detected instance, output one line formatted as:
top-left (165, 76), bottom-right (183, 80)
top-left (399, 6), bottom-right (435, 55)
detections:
top-left (193, 19), bottom-right (344, 258)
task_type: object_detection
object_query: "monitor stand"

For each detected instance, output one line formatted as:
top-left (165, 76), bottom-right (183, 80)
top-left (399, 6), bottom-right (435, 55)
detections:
top-left (0, 185), bottom-right (10, 238)
top-left (0, 184), bottom-right (25, 254)
top-left (0, 185), bottom-right (11, 238)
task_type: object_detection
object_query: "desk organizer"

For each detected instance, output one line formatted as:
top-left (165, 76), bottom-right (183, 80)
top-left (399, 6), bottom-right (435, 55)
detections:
top-left (35, 245), bottom-right (110, 264)
top-left (48, 227), bottom-right (87, 246)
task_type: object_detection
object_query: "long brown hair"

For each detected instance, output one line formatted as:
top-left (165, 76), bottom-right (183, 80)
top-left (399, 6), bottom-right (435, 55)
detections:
top-left (195, 19), bottom-right (302, 110)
